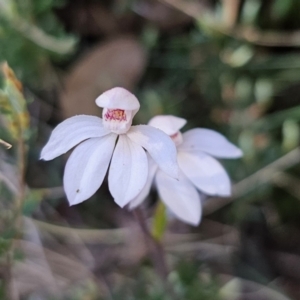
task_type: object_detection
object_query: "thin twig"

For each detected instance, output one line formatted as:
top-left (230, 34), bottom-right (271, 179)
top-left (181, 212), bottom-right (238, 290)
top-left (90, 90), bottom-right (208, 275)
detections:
top-left (28, 217), bottom-right (128, 244)
top-left (0, 139), bottom-right (12, 149)
top-left (26, 216), bottom-right (198, 245)
top-left (159, 0), bottom-right (300, 47)
top-left (204, 147), bottom-right (300, 215)
top-left (221, 0), bottom-right (240, 28)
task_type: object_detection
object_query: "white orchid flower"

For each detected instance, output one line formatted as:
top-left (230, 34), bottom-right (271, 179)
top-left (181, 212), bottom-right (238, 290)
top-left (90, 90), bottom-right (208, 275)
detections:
top-left (40, 88), bottom-right (178, 208)
top-left (130, 115), bottom-right (243, 226)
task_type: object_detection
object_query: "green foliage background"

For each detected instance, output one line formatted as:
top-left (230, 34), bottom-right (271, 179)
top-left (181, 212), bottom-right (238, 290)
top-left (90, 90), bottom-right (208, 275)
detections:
top-left (1, 0), bottom-right (300, 299)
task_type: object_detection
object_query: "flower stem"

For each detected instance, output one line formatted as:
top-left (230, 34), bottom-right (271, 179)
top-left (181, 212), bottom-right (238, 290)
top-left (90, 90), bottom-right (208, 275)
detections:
top-left (133, 208), bottom-right (179, 299)
top-left (133, 207), bottom-right (169, 279)
top-left (152, 201), bottom-right (167, 241)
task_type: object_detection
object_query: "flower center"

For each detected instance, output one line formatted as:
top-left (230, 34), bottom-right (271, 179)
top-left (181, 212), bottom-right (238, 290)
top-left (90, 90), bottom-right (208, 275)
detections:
top-left (170, 131), bottom-right (183, 146)
top-left (102, 108), bottom-right (133, 134)
top-left (170, 132), bottom-right (179, 140)
top-left (104, 109), bottom-right (127, 122)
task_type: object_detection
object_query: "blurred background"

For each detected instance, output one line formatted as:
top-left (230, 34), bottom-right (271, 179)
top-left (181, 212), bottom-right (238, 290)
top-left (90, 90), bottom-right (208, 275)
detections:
top-left (1, 0), bottom-right (300, 299)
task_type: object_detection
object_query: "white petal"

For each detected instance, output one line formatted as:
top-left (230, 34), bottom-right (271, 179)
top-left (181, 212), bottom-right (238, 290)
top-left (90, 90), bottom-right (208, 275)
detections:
top-left (148, 115), bottom-right (187, 135)
top-left (129, 155), bottom-right (158, 209)
top-left (95, 87), bottom-right (140, 111)
top-left (178, 150), bottom-right (231, 196)
top-left (41, 115), bottom-right (110, 160)
top-left (127, 125), bottom-right (179, 178)
top-left (109, 135), bottom-right (148, 207)
top-left (180, 128), bottom-right (243, 158)
top-left (155, 170), bottom-right (202, 226)
top-left (63, 134), bottom-right (117, 206)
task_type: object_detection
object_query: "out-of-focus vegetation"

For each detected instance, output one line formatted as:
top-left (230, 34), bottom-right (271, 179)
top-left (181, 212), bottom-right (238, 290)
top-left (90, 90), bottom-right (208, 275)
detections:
top-left (1, 0), bottom-right (300, 299)
top-left (0, 0), bottom-right (76, 88)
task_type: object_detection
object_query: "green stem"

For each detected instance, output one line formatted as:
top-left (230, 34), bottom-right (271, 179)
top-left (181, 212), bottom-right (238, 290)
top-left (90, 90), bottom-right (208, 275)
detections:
top-left (133, 208), bottom-right (179, 300)
top-left (152, 201), bottom-right (167, 241)
top-left (133, 208), bottom-right (169, 279)
top-left (133, 208), bottom-right (179, 299)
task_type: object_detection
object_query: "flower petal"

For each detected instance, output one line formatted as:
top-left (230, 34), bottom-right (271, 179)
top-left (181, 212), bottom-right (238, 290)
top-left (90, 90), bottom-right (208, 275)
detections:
top-left (148, 115), bottom-right (187, 135)
top-left (180, 128), bottom-right (243, 158)
top-left (95, 87), bottom-right (140, 111)
top-left (127, 125), bottom-right (179, 178)
top-left (129, 155), bottom-right (158, 209)
top-left (109, 135), bottom-right (148, 207)
top-left (63, 134), bottom-right (117, 206)
top-left (41, 115), bottom-right (110, 160)
top-left (178, 150), bottom-right (231, 196)
top-left (155, 170), bottom-right (202, 226)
